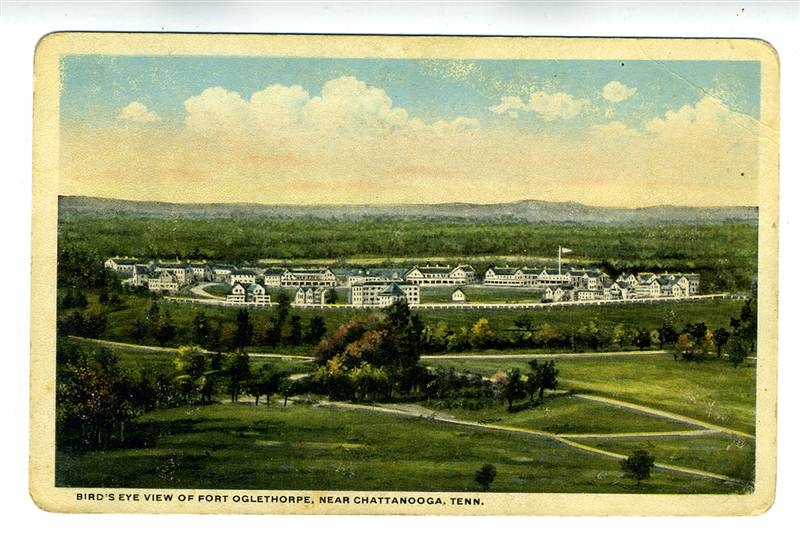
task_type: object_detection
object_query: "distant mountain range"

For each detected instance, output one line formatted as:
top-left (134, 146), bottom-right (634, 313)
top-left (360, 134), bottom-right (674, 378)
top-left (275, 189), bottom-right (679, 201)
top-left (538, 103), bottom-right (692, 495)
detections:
top-left (59, 196), bottom-right (758, 225)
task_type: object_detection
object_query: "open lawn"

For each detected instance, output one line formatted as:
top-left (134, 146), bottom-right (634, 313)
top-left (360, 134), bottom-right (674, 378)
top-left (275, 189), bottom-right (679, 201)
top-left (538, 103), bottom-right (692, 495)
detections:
top-left (422, 394), bottom-right (704, 434)
top-left (55, 403), bottom-right (745, 493)
top-left (421, 286), bottom-right (542, 304)
top-left (76, 290), bottom-right (746, 357)
top-left (427, 354), bottom-right (756, 434)
top-left (416, 299), bottom-right (745, 333)
top-left (576, 434), bottom-right (755, 484)
top-left (70, 338), bottom-right (315, 377)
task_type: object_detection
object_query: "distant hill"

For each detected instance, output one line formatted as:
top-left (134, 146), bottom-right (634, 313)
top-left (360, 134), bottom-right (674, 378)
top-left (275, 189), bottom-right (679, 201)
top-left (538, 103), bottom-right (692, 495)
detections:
top-left (58, 196), bottom-right (758, 225)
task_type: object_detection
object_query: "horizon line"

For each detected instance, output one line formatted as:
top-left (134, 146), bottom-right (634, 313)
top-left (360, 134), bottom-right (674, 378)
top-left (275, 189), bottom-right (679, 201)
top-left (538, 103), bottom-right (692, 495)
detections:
top-left (59, 194), bottom-right (758, 211)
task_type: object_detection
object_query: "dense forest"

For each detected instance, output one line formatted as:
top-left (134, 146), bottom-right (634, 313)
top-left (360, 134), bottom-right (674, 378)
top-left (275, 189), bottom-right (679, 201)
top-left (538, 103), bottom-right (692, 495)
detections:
top-left (58, 215), bottom-right (758, 292)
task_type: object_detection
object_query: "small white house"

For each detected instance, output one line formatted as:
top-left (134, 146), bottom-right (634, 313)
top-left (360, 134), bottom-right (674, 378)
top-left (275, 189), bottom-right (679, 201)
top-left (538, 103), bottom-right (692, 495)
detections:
top-left (227, 282), bottom-right (247, 303)
top-left (451, 288), bottom-right (467, 302)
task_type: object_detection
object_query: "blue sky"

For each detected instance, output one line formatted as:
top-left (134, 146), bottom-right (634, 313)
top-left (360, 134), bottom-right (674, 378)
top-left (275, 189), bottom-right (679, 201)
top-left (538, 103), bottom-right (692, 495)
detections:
top-left (60, 55), bottom-right (760, 130)
top-left (58, 54), bottom-right (764, 207)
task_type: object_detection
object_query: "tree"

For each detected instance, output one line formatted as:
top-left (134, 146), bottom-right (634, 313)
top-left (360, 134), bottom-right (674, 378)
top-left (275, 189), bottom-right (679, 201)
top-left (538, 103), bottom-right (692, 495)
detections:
top-left (174, 345), bottom-right (215, 403)
top-left (305, 316), bottom-right (327, 345)
top-left (288, 315), bottom-right (303, 345)
top-left (474, 463), bottom-right (497, 491)
top-left (714, 327), bottom-right (730, 358)
top-left (729, 335), bottom-right (749, 366)
top-left (633, 329), bottom-right (651, 351)
top-left (153, 311), bottom-right (176, 347)
top-left (192, 311), bottom-right (211, 346)
top-left (226, 351), bottom-right (251, 403)
top-left (501, 368), bottom-right (525, 412)
top-left (326, 288), bottom-right (338, 305)
top-left (234, 309), bottom-right (253, 349)
top-left (469, 318), bottom-right (495, 349)
top-left (612, 324), bottom-right (633, 349)
top-left (657, 323), bottom-right (678, 350)
top-left (247, 365), bottom-right (282, 406)
top-left (620, 449), bottom-right (655, 486)
top-left (676, 332), bottom-right (695, 360)
top-left (528, 359), bottom-right (559, 401)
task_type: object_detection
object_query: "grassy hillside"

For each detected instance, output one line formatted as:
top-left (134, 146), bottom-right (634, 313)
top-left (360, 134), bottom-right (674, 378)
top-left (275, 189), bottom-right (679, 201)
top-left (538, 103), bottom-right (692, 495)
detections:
top-left (55, 403), bottom-right (745, 493)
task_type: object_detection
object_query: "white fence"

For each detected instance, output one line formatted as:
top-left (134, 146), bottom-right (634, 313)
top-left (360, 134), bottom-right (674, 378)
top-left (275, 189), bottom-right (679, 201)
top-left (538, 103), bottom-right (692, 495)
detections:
top-left (164, 293), bottom-right (746, 311)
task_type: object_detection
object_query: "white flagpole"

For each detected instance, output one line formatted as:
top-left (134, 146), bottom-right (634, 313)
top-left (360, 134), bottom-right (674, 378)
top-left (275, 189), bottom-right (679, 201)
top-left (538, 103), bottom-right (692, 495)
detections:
top-left (558, 246), bottom-right (561, 275)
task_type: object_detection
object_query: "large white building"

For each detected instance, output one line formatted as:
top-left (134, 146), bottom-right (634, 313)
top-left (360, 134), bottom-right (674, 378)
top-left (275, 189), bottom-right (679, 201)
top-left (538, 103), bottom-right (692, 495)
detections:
top-left (280, 268), bottom-right (337, 287)
top-left (227, 282), bottom-right (271, 305)
top-left (147, 271), bottom-right (180, 292)
top-left (403, 264), bottom-right (476, 286)
top-left (104, 257), bottom-right (137, 274)
top-left (349, 282), bottom-right (420, 308)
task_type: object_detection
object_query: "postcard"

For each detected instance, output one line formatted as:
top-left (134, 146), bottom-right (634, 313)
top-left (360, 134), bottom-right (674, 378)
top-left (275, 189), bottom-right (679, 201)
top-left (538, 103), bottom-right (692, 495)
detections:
top-left (30, 33), bottom-right (778, 515)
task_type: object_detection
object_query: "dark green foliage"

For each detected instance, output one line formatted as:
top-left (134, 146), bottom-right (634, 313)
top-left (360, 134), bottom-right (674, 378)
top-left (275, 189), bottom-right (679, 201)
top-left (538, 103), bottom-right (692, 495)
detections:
top-left (501, 368), bottom-right (526, 412)
top-left (527, 360), bottom-right (559, 401)
top-left (304, 316), bottom-right (327, 345)
top-left (313, 301), bottom-right (426, 400)
top-left (192, 311), bottom-right (211, 346)
top-left (620, 449), bottom-right (656, 486)
top-left (633, 329), bottom-right (652, 351)
top-left (226, 351), bottom-right (252, 403)
top-left (56, 341), bottom-right (167, 450)
top-left (59, 290), bottom-right (88, 310)
top-left (474, 463), bottom-right (497, 491)
top-left (246, 365), bottom-right (285, 406)
top-left (714, 327), bottom-right (730, 358)
top-left (58, 215), bottom-right (757, 292)
top-left (234, 309), bottom-right (253, 349)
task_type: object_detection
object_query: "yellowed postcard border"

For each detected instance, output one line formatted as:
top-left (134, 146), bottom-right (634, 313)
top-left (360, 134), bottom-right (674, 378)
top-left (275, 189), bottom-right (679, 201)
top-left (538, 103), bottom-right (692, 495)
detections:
top-left (30, 32), bottom-right (779, 515)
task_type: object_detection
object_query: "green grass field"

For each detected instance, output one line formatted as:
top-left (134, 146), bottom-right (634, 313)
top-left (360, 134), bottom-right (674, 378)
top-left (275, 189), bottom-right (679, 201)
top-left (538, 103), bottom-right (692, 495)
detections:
top-left (70, 339), bottom-right (315, 378)
top-left (83, 290), bottom-right (746, 357)
top-left (420, 286), bottom-right (542, 304)
top-left (55, 403), bottom-right (746, 493)
top-left (576, 435), bottom-right (755, 484)
top-left (427, 354), bottom-right (756, 434)
top-left (421, 394), bottom-right (704, 434)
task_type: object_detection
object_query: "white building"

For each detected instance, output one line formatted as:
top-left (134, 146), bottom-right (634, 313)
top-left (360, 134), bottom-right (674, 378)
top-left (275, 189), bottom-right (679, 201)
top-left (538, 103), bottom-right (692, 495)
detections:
top-left (349, 282), bottom-right (420, 308)
top-left (404, 264), bottom-right (476, 286)
top-left (262, 268), bottom-right (286, 287)
top-left (281, 268), bottom-right (337, 287)
top-left (227, 283), bottom-right (271, 305)
top-left (451, 288), bottom-right (467, 302)
top-left (103, 257), bottom-right (137, 273)
top-left (147, 271), bottom-right (180, 292)
top-left (293, 286), bottom-right (331, 305)
top-left (230, 269), bottom-right (257, 285)
top-left (153, 263), bottom-right (194, 285)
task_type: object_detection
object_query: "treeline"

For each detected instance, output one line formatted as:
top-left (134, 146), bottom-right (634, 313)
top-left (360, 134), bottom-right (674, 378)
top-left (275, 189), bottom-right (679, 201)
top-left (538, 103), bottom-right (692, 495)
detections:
top-left (59, 216), bottom-right (757, 291)
top-left (421, 299), bottom-right (758, 364)
top-left (56, 341), bottom-right (310, 451)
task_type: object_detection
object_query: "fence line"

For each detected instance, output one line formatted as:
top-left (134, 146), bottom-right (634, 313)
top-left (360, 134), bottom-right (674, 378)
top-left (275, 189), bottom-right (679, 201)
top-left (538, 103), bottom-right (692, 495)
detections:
top-left (164, 293), bottom-right (745, 311)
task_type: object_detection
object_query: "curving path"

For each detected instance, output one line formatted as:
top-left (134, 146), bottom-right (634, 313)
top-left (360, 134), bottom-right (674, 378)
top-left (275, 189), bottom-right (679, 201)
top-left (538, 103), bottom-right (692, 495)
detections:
top-left (317, 400), bottom-right (745, 484)
top-left (66, 336), bottom-right (313, 361)
top-left (189, 282), bottom-right (226, 300)
top-left (572, 394), bottom-right (755, 440)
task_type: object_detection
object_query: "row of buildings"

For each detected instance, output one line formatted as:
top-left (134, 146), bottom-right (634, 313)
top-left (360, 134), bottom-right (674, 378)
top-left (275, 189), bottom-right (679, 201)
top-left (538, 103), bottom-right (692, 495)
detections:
top-left (104, 259), bottom-right (477, 290)
top-left (544, 272), bottom-right (701, 302)
top-left (104, 257), bottom-right (701, 308)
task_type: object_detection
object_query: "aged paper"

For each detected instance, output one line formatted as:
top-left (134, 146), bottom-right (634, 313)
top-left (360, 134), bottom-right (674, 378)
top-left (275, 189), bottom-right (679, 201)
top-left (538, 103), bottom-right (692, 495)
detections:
top-left (31, 33), bottom-right (778, 515)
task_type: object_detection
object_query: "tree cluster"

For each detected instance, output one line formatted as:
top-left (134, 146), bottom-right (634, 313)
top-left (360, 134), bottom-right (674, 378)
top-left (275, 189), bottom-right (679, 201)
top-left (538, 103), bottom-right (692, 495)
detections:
top-left (312, 301), bottom-right (425, 402)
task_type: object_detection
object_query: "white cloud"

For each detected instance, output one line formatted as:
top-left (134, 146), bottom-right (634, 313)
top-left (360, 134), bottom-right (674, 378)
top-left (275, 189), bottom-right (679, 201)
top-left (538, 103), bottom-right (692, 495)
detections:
top-left (183, 76), bottom-right (477, 136)
top-left (302, 76), bottom-right (409, 132)
top-left (601, 81), bottom-right (637, 103)
top-left (117, 101), bottom-right (161, 124)
top-left (489, 91), bottom-right (588, 121)
top-left (644, 95), bottom-right (758, 139)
